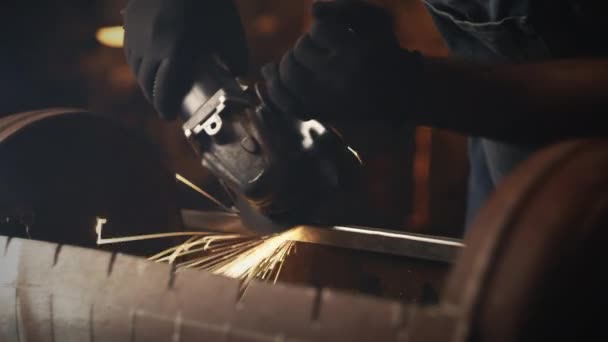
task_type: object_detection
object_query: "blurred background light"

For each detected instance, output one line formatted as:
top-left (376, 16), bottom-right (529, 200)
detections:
top-left (96, 26), bottom-right (124, 48)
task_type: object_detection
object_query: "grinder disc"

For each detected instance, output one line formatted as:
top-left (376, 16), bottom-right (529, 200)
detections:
top-left (233, 194), bottom-right (293, 235)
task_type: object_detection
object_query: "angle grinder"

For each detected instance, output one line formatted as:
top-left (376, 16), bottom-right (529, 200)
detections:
top-left (180, 54), bottom-right (361, 234)
top-left (123, 0), bottom-right (362, 234)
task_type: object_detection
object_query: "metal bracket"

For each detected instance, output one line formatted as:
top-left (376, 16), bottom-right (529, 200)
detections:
top-left (182, 88), bottom-right (250, 138)
top-left (183, 89), bottom-right (228, 138)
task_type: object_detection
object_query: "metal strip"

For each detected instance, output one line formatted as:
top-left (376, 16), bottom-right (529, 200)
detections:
top-left (181, 210), bottom-right (464, 263)
top-left (291, 225), bottom-right (463, 263)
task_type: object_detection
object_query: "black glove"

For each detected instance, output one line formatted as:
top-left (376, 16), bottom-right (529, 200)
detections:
top-left (261, 0), bottom-right (423, 123)
top-left (122, 0), bottom-right (248, 120)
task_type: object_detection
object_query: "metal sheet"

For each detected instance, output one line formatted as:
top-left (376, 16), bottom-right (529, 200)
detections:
top-left (181, 209), bottom-right (464, 263)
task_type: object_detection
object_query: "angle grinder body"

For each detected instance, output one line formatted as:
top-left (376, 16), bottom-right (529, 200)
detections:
top-left (122, 0), bottom-right (362, 234)
top-left (180, 55), bottom-right (362, 234)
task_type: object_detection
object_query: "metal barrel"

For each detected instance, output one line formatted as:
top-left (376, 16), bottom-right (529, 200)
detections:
top-left (0, 108), bottom-right (180, 255)
top-left (409, 139), bottom-right (608, 341)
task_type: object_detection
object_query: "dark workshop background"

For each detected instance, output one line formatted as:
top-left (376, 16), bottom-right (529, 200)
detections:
top-left (0, 0), bottom-right (468, 238)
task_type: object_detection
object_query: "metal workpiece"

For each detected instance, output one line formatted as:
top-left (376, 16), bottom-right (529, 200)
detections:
top-left (291, 225), bottom-right (464, 263)
top-left (181, 209), bottom-right (250, 234)
top-left (180, 209), bottom-right (464, 263)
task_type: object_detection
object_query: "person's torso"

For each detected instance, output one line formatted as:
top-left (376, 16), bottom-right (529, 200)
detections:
top-left (422, 0), bottom-right (608, 225)
top-left (423, 0), bottom-right (608, 63)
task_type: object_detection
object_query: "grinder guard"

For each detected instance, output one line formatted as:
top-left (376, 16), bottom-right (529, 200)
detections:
top-left (180, 55), bottom-right (361, 233)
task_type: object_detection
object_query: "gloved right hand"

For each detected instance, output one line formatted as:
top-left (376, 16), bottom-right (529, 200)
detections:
top-left (122, 0), bottom-right (248, 120)
top-left (261, 0), bottom-right (424, 123)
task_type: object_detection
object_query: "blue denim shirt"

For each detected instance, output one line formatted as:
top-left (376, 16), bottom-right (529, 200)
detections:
top-left (422, 0), bottom-right (604, 226)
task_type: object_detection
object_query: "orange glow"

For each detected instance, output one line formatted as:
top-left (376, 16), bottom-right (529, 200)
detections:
top-left (96, 26), bottom-right (124, 48)
top-left (410, 127), bottom-right (432, 229)
top-left (254, 15), bottom-right (279, 35)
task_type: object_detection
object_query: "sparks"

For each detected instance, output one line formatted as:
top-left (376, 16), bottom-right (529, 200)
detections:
top-left (96, 220), bottom-right (300, 289)
top-left (214, 231), bottom-right (297, 279)
top-left (175, 173), bottom-right (235, 212)
top-left (347, 146), bottom-right (363, 164)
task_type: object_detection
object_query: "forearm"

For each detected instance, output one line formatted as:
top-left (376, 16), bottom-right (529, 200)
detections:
top-left (413, 57), bottom-right (608, 147)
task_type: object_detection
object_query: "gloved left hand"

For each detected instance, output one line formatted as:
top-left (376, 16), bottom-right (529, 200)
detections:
top-left (122, 0), bottom-right (248, 120)
top-left (261, 0), bottom-right (424, 123)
